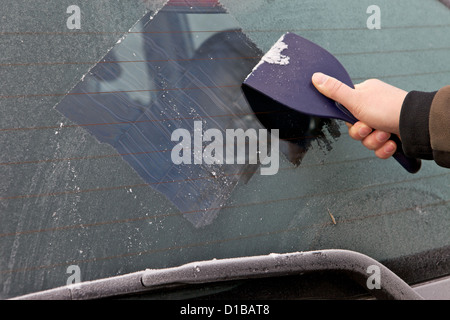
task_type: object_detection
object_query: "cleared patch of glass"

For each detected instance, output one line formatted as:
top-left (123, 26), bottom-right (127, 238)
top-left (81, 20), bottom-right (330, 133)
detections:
top-left (55, 0), bottom-right (339, 227)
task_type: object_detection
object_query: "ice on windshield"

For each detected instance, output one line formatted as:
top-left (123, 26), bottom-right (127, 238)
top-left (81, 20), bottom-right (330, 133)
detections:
top-left (1, 0), bottom-right (450, 300)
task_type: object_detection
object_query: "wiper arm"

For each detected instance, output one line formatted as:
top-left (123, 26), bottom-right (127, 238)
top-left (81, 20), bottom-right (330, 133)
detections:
top-left (10, 249), bottom-right (423, 300)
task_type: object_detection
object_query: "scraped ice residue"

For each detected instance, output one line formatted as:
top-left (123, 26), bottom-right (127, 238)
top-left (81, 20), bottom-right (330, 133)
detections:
top-left (245, 34), bottom-right (290, 81)
top-left (261, 35), bottom-right (290, 66)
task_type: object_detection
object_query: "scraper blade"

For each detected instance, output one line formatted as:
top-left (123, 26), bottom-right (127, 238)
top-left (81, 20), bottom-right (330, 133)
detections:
top-left (242, 32), bottom-right (421, 173)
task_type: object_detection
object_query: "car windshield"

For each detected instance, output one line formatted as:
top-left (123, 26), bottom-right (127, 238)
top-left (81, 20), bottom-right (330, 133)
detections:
top-left (1, 0), bottom-right (449, 299)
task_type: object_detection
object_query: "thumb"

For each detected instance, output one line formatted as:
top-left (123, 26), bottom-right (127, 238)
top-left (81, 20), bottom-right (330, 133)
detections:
top-left (312, 72), bottom-right (359, 116)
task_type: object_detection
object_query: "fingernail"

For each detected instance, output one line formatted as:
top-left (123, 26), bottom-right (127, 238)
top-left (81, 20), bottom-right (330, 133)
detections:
top-left (384, 142), bottom-right (396, 154)
top-left (312, 72), bottom-right (328, 86)
top-left (376, 131), bottom-right (390, 142)
top-left (358, 126), bottom-right (372, 138)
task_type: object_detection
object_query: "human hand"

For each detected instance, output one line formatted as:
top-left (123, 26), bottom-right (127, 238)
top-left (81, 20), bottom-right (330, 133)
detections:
top-left (312, 72), bottom-right (408, 159)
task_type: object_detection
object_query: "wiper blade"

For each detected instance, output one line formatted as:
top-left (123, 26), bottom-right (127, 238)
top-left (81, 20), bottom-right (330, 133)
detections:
top-left (10, 250), bottom-right (423, 300)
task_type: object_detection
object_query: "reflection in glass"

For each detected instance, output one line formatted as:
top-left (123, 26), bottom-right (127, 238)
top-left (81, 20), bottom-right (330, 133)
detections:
top-left (55, 0), bottom-right (339, 227)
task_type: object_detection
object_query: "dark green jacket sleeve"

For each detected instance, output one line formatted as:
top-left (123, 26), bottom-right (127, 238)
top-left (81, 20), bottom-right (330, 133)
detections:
top-left (399, 86), bottom-right (450, 168)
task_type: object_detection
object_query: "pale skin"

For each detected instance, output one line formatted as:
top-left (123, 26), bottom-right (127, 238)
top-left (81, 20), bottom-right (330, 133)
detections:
top-left (312, 72), bottom-right (408, 160)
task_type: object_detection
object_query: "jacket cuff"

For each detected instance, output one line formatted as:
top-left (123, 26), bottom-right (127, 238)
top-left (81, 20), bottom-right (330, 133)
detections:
top-left (399, 90), bottom-right (437, 160)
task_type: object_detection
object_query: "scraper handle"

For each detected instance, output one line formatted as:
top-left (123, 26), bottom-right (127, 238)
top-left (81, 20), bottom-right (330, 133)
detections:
top-left (335, 103), bottom-right (421, 174)
top-left (389, 134), bottom-right (422, 174)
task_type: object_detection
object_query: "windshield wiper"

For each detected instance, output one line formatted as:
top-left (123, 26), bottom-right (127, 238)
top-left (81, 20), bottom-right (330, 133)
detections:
top-left (10, 249), bottom-right (423, 300)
